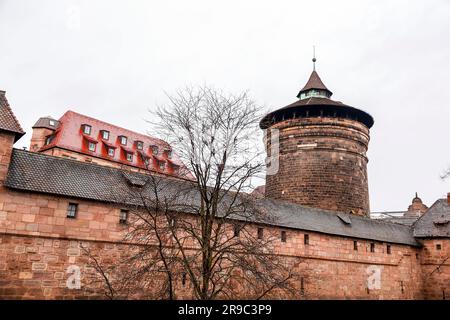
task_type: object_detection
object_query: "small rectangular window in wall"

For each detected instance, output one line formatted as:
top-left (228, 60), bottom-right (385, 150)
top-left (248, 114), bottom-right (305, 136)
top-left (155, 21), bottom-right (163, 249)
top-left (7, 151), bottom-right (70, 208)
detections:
top-left (67, 203), bottom-right (78, 218)
top-left (370, 243), bottom-right (375, 253)
top-left (387, 244), bottom-right (391, 254)
top-left (120, 136), bottom-right (127, 145)
top-left (257, 227), bottom-right (264, 240)
top-left (119, 209), bottom-right (128, 224)
top-left (354, 241), bottom-right (358, 251)
top-left (108, 148), bottom-right (115, 157)
top-left (281, 231), bottom-right (287, 242)
top-left (304, 234), bottom-right (309, 245)
top-left (436, 244), bottom-right (442, 250)
top-left (233, 224), bottom-right (240, 237)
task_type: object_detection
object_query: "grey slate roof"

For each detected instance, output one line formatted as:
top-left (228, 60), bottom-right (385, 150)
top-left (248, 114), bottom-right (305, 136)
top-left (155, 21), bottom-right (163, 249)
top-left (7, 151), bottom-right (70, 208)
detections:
top-left (371, 211), bottom-right (420, 226)
top-left (382, 216), bottom-right (419, 226)
top-left (5, 149), bottom-right (420, 246)
top-left (32, 117), bottom-right (59, 130)
top-left (413, 199), bottom-right (450, 238)
top-left (0, 91), bottom-right (25, 142)
top-left (258, 199), bottom-right (419, 246)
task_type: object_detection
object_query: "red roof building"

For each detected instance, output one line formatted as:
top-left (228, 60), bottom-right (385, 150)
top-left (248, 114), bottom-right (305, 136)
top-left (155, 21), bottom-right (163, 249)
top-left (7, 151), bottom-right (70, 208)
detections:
top-left (29, 110), bottom-right (193, 180)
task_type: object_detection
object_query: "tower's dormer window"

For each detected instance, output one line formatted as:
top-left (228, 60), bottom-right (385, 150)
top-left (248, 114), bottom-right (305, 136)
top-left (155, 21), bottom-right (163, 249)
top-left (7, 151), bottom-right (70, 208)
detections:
top-left (136, 141), bottom-right (144, 150)
top-left (45, 134), bottom-right (55, 145)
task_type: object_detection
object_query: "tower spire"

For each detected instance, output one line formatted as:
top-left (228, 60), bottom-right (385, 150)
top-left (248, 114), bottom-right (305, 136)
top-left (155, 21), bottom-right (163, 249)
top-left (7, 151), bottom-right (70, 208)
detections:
top-left (312, 46), bottom-right (316, 71)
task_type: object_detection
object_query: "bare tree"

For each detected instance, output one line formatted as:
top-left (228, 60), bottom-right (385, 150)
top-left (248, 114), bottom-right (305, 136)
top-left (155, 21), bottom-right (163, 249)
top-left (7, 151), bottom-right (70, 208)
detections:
top-left (441, 167), bottom-right (450, 180)
top-left (83, 86), bottom-right (301, 300)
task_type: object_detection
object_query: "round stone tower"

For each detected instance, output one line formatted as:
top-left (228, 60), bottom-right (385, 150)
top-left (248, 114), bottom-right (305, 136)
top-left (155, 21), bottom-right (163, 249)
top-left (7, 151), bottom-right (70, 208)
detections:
top-left (260, 65), bottom-right (374, 216)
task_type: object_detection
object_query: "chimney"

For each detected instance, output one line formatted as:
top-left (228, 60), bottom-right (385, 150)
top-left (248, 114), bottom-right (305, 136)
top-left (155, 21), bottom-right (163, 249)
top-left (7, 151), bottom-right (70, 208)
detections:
top-left (447, 193), bottom-right (450, 205)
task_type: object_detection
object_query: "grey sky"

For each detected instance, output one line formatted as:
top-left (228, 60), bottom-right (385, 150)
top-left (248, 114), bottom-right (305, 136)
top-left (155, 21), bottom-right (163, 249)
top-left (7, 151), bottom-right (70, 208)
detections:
top-left (1, 0), bottom-right (449, 212)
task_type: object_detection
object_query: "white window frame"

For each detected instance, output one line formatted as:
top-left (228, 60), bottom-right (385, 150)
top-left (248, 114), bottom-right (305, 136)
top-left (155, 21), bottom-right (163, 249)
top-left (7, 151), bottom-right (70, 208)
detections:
top-left (83, 125), bottom-right (92, 135)
top-left (102, 131), bottom-right (110, 140)
top-left (88, 142), bottom-right (96, 152)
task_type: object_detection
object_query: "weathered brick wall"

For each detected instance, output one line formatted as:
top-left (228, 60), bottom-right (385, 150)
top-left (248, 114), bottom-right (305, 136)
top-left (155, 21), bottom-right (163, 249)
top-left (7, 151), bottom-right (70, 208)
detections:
top-left (419, 239), bottom-right (450, 300)
top-left (265, 117), bottom-right (370, 216)
top-left (0, 132), bottom-right (15, 185)
top-left (29, 128), bottom-right (54, 152)
top-left (0, 187), bottom-right (424, 299)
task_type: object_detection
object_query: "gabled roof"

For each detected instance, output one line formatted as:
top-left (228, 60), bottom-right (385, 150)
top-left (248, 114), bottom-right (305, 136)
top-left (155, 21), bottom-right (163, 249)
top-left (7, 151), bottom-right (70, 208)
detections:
top-left (5, 148), bottom-right (420, 246)
top-left (0, 90), bottom-right (25, 142)
top-left (413, 199), bottom-right (450, 238)
top-left (298, 70), bottom-right (332, 95)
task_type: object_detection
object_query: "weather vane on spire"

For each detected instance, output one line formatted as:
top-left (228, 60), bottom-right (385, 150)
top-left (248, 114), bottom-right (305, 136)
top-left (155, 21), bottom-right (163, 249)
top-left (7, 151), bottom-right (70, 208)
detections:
top-left (312, 45), bottom-right (317, 71)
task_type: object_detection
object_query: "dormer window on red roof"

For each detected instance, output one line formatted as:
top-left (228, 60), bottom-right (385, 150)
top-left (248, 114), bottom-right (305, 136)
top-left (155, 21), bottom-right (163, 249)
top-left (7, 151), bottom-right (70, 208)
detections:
top-left (88, 142), bottom-right (96, 152)
top-left (126, 152), bottom-right (133, 162)
top-left (101, 130), bottom-right (110, 140)
top-left (34, 110), bottom-right (194, 180)
top-left (150, 145), bottom-right (159, 155)
top-left (82, 124), bottom-right (92, 135)
top-left (119, 136), bottom-right (127, 145)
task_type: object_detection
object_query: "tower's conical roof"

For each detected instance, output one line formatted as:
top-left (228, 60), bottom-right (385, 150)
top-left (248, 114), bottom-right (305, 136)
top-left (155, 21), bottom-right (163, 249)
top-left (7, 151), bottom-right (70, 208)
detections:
top-left (260, 66), bottom-right (374, 129)
top-left (297, 70), bottom-right (333, 98)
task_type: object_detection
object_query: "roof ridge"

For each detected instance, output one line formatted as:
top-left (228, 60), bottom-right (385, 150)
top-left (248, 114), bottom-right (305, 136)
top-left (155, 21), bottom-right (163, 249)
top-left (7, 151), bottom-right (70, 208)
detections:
top-left (11, 148), bottom-right (195, 183)
top-left (62, 110), bottom-right (167, 145)
top-left (265, 197), bottom-right (414, 230)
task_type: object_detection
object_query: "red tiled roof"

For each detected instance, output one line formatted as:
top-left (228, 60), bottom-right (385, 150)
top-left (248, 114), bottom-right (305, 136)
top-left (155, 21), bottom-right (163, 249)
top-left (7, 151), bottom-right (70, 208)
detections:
top-left (152, 154), bottom-right (166, 162)
top-left (82, 134), bottom-right (98, 144)
top-left (137, 150), bottom-right (149, 159)
top-left (120, 145), bottom-right (134, 154)
top-left (39, 110), bottom-right (192, 179)
top-left (166, 158), bottom-right (179, 167)
top-left (102, 140), bottom-right (117, 149)
top-left (0, 90), bottom-right (25, 142)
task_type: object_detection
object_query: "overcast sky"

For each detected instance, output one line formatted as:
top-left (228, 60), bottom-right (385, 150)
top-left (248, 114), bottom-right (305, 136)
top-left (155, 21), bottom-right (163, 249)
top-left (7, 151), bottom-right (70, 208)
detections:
top-left (1, 0), bottom-right (449, 212)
